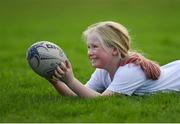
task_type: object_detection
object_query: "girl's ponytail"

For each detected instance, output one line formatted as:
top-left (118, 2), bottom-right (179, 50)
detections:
top-left (120, 53), bottom-right (161, 80)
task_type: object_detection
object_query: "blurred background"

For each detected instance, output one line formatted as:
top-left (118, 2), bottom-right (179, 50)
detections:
top-left (1, 0), bottom-right (180, 79)
top-left (1, 0), bottom-right (180, 63)
top-left (0, 0), bottom-right (180, 122)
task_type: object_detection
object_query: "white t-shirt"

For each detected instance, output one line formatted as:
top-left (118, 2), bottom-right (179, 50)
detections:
top-left (85, 60), bottom-right (180, 96)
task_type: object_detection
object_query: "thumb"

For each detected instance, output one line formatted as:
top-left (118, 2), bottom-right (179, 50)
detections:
top-left (65, 59), bottom-right (71, 68)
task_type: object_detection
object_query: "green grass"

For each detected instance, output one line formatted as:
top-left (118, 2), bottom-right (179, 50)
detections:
top-left (0, 0), bottom-right (180, 122)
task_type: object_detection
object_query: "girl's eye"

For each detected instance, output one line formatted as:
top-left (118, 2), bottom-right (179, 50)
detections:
top-left (87, 44), bottom-right (99, 49)
top-left (93, 45), bottom-right (98, 48)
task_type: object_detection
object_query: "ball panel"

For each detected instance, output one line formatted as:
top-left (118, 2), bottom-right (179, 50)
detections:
top-left (27, 41), bottom-right (67, 79)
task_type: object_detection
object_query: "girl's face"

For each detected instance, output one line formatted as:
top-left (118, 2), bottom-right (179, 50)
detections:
top-left (87, 34), bottom-right (114, 69)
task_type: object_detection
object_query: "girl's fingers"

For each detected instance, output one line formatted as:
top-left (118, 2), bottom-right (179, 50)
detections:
top-left (54, 70), bottom-right (62, 78)
top-left (57, 66), bottom-right (65, 75)
top-left (53, 61), bottom-right (69, 81)
top-left (65, 60), bottom-right (71, 68)
top-left (52, 75), bottom-right (59, 81)
top-left (49, 77), bottom-right (58, 85)
top-left (60, 62), bottom-right (67, 71)
top-left (49, 78), bottom-right (56, 83)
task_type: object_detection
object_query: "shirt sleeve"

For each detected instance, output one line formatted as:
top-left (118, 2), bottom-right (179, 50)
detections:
top-left (107, 64), bottom-right (146, 96)
top-left (85, 69), bottom-right (106, 93)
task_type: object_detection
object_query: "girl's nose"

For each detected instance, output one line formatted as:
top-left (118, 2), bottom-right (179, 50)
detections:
top-left (88, 49), bottom-right (93, 57)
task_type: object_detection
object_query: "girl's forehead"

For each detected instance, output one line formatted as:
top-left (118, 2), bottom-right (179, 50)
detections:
top-left (87, 33), bottom-right (101, 44)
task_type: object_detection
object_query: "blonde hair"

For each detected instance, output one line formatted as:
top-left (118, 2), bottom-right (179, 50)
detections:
top-left (83, 21), bottom-right (130, 58)
top-left (83, 21), bottom-right (161, 80)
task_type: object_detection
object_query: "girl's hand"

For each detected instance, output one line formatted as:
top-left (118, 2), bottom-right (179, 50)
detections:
top-left (48, 76), bottom-right (64, 85)
top-left (53, 60), bottom-right (74, 84)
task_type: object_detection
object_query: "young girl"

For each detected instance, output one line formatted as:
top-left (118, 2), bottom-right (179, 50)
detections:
top-left (49, 21), bottom-right (180, 98)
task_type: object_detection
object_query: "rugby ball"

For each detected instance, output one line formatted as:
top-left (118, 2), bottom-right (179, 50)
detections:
top-left (26, 41), bottom-right (67, 79)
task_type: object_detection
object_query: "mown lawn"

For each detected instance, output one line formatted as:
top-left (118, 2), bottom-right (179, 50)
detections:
top-left (0, 0), bottom-right (180, 122)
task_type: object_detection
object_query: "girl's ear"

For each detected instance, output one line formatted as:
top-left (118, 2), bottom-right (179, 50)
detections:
top-left (112, 47), bottom-right (119, 56)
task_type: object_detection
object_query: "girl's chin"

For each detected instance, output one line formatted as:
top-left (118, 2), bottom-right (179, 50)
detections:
top-left (91, 63), bottom-right (97, 67)
top-left (91, 63), bottom-right (102, 68)
top-left (91, 61), bottom-right (103, 68)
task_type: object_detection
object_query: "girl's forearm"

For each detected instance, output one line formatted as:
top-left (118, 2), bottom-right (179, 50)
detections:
top-left (67, 78), bottom-right (101, 98)
top-left (52, 81), bottom-right (77, 96)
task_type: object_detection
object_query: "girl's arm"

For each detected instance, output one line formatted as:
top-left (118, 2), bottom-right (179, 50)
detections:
top-left (66, 77), bottom-right (114, 98)
top-left (49, 78), bottom-right (77, 96)
top-left (53, 61), bottom-right (114, 98)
